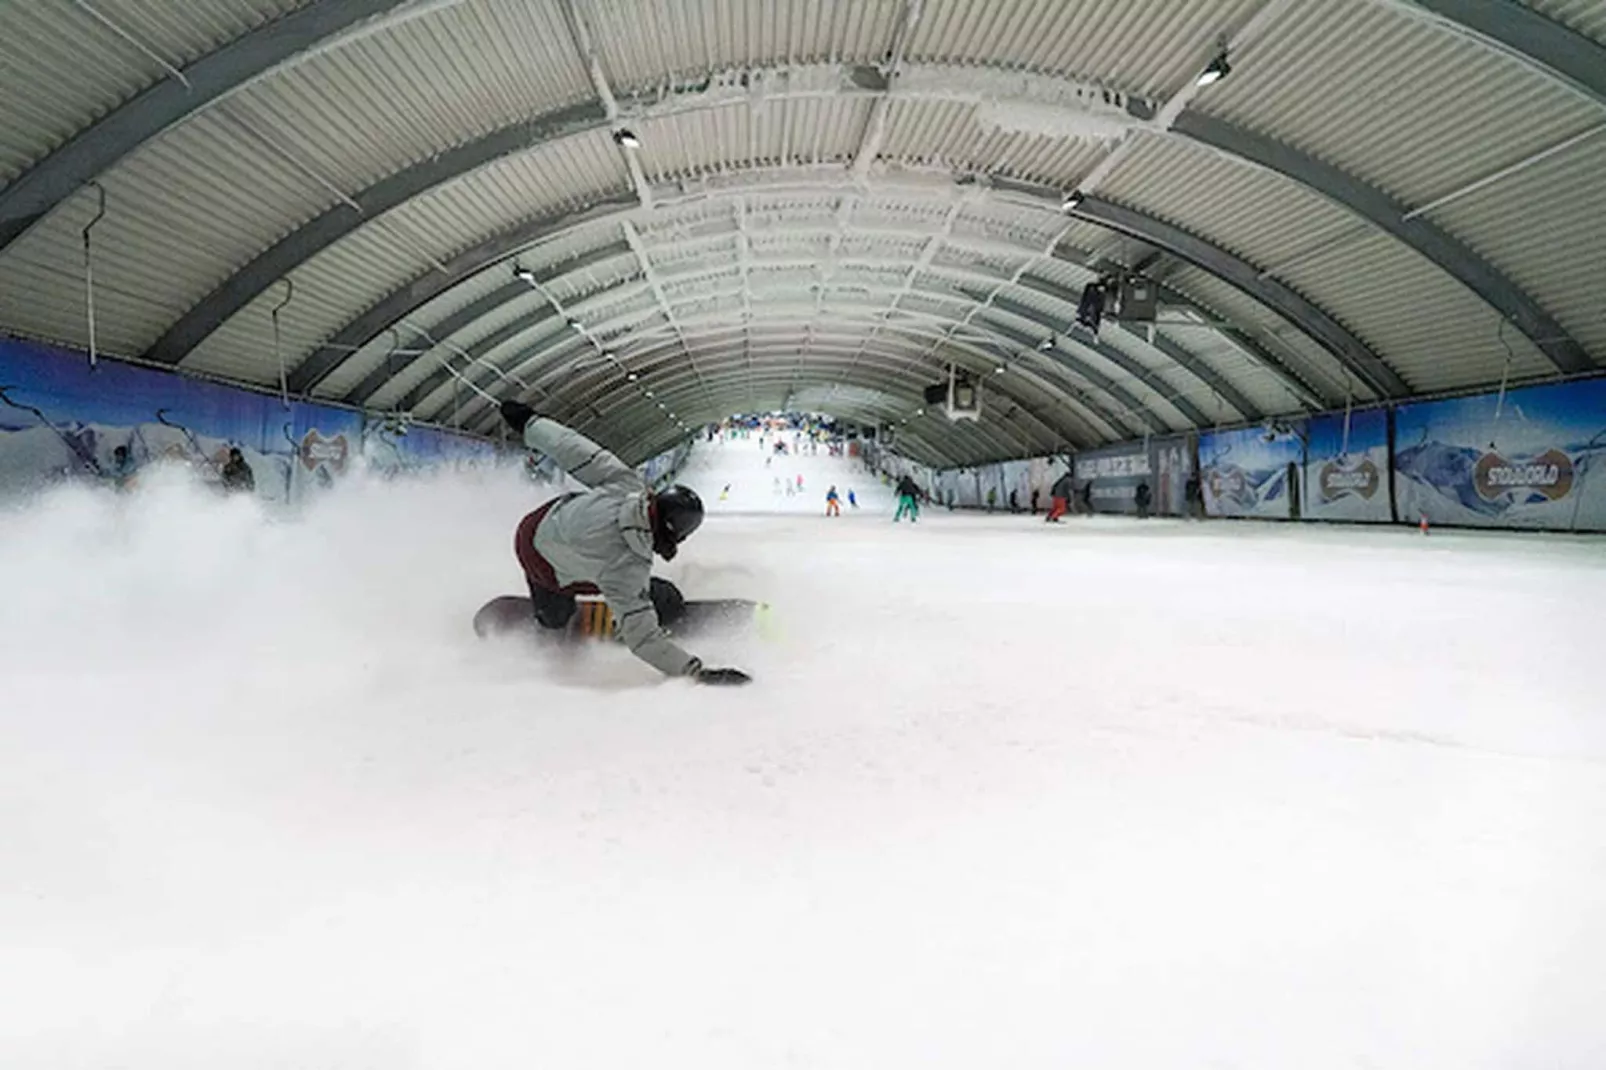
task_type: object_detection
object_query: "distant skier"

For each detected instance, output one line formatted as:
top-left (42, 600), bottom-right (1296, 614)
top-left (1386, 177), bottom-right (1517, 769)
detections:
top-left (847, 488), bottom-right (858, 509)
top-left (825, 485), bottom-right (841, 517)
top-left (719, 483), bottom-right (730, 502)
top-left (795, 473), bottom-right (804, 492)
top-left (220, 448), bottom-right (255, 495)
top-left (1134, 481), bottom-right (1152, 519)
top-left (498, 399), bottom-right (750, 686)
top-left (1046, 471), bottom-right (1073, 523)
top-left (985, 487), bottom-right (997, 513)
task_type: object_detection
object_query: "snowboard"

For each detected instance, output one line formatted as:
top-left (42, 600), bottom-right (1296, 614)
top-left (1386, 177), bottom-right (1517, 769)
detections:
top-left (473, 594), bottom-right (768, 643)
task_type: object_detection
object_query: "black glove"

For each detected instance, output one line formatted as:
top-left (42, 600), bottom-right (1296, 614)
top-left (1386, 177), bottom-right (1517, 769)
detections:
top-left (695, 666), bottom-right (752, 686)
top-left (500, 400), bottom-right (537, 434)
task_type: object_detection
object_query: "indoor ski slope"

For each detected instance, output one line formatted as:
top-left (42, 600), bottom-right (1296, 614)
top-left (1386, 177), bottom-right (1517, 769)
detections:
top-left (2, 443), bottom-right (1604, 1070)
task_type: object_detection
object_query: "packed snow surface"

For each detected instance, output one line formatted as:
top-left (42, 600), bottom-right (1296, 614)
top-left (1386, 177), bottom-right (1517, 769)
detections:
top-left (3, 442), bottom-right (1604, 1069)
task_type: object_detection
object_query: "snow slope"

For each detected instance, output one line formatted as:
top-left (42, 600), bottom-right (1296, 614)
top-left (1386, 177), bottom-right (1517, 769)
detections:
top-left (2, 446), bottom-right (1604, 1070)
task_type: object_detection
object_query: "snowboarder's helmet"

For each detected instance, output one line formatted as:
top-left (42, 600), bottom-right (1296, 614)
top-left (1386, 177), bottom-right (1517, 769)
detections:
top-left (652, 484), bottom-right (704, 559)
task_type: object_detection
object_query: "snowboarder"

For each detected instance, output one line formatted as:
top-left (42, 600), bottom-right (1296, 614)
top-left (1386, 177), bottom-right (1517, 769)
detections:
top-left (825, 485), bottom-right (841, 516)
top-left (498, 400), bottom-right (750, 686)
top-left (1134, 481), bottom-right (1152, 519)
top-left (220, 448), bottom-right (255, 494)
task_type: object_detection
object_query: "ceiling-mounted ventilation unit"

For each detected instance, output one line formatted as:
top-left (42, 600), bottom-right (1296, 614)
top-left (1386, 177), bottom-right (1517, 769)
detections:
top-left (946, 365), bottom-right (982, 422)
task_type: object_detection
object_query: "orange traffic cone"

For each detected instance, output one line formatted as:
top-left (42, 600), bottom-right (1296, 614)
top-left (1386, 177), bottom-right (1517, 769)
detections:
top-left (1419, 514), bottom-right (1430, 535)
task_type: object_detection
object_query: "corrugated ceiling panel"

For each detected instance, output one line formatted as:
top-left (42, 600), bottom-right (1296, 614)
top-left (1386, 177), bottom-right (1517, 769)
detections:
top-left (1156, 322), bottom-right (1294, 421)
top-left (876, 98), bottom-right (1111, 187)
top-left (1427, 134), bottom-right (1606, 364)
top-left (312, 224), bottom-right (637, 398)
top-left (223, 0), bottom-right (594, 195)
top-left (0, 0), bottom-right (305, 186)
top-left (183, 223), bottom-right (426, 384)
top-left (635, 96), bottom-right (871, 178)
top-left (0, 109), bottom-right (331, 356)
top-left (909, 0), bottom-right (1265, 101)
top-left (1523, 0), bottom-right (1606, 40)
top-left (1102, 135), bottom-right (1358, 270)
top-left (592, 0), bottom-right (900, 91)
top-left (184, 133), bottom-right (631, 382)
top-left (1110, 325), bottom-right (1246, 427)
top-left (1199, 1), bottom-right (1599, 206)
top-left (1279, 231), bottom-right (1552, 393)
top-left (1162, 262), bottom-right (1360, 405)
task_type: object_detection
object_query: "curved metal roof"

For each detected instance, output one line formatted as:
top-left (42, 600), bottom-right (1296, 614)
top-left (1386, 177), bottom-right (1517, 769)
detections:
top-left (1, 0), bottom-right (1601, 465)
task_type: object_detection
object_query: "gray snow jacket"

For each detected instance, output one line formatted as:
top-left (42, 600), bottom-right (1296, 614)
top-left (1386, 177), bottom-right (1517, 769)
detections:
top-left (521, 417), bottom-right (700, 677)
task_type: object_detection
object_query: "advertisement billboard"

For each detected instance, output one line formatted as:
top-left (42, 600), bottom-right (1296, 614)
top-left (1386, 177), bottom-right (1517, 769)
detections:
top-left (1394, 378), bottom-right (1606, 531)
top-left (1198, 422), bottom-right (1306, 519)
top-left (1303, 409), bottom-right (1391, 523)
top-left (1074, 440), bottom-right (1153, 515)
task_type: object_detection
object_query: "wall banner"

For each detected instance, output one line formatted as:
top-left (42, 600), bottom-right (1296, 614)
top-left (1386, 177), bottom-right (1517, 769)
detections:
top-left (1198, 422), bottom-right (1306, 519)
top-left (1302, 408), bottom-right (1391, 523)
top-left (1074, 440), bottom-right (1153, 514)
top-left (1394, 378), bottom-right (1606, 531)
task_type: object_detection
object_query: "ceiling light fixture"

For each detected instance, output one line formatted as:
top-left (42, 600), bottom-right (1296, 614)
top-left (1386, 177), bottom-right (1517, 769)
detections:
top-left (1038, 336), bottom-right (1055, 351)
top-left (1061, 191), bottom-right (1084, 211)
top-left (995, 364), bottom-right (1006, 374)
top-left (513, 264), bottom-right (536, 283)
top-left (1196, 49), bottom-right (1231, 87)
top-left (613, 128), bottom-right (641, 149)
top-left (627, 371), bottom-right (638, 382)
top-left (644, 389), bottom-right (654, 398)
top-left (567, 318), bottom-right (584, 333)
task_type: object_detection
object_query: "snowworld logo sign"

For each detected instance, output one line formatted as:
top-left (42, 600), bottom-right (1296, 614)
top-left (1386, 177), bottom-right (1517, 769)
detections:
top-left (1473, 449), bottom-right (1573, 502)
top-left (1075, 451), bottom-right (1150, 480)
top-left (1317, 458), bottom-right (1380, 501)
top-left (298, 430), bottom-right (350, 474)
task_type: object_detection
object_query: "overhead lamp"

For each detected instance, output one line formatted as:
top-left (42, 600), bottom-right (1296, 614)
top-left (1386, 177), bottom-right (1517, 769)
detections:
top-left (916, 407), bottom-right (925, 416)
top-left (613, 128), bottom-right (641, 149)
top-left (644, 389), bottom-right (654, 398)
top-left (1196, 50), bottom-right (1231, 87)
top-left (1037, 336), bottom-right (1055, 351)
top-left (567, 318), bottom-right (584, 333)
top-left (626, 371), bottom-right (638, 382)
top-left (995, 364), bottom-right (1006, 374)
top-left (513, 264), bottom-right (536, 283)
top-left (1061, 191), bottom-right (1084, 211)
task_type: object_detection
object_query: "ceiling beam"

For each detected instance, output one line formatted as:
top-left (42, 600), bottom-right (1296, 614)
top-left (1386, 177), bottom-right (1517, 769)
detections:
top-left (1172, 111), bottom-right (1592, 374)
top-left (438, 295), bottom-right (1127, 444)
top-left (531, 339), bottom-right (1077, 453)
top-left (599, 367), bottom-right (1017, 467)
top-left (988, 293), bottom-right (1213, 427)
top-left (285, 193), bottom-right (639, 394)
top-left (0, 0), bottom-right (419, 251)
top-left (1069, 195), bottom-right (1412, 399)
top-left (1400, 0), bottom-right (1606, 110)
top-left (143, 100), bottom-right (608, 366)
top-left (1110, 322), bottom-right (1263, 422)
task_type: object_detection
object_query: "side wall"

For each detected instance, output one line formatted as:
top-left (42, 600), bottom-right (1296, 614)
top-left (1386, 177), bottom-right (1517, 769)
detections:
top-left (913, 375), bottom-right (1606, 534)
top-left (1, 337), bottom-right (501, 504)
